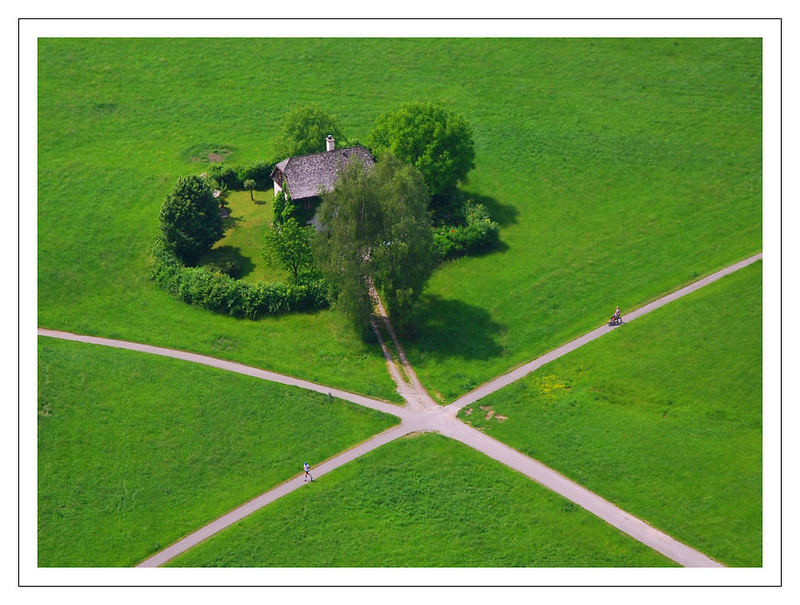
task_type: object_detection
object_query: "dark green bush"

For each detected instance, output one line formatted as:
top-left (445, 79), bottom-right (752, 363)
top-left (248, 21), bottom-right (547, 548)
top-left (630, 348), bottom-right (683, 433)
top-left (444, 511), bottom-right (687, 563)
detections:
top-left (159, 176), bottom-right (224, 265)
top-left (237, 161), bottom-right (275, 190)
top-left (207, 164), bottom-right (243, 190)
top-left (271, 189), bottom-right (318, 226)
top-left (204, 158), bottom-right (278, 192)
top-left (272, 189), bottom-right (291, 223)
top-left (205, 258), bottom-right (241, 279)
top-left (433, 200), bottom-right (500, 260)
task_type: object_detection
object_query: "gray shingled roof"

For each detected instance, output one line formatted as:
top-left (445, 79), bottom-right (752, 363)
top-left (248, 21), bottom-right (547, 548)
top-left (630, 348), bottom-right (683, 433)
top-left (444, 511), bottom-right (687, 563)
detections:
top-left (271, 145), bottom-right (375, 200)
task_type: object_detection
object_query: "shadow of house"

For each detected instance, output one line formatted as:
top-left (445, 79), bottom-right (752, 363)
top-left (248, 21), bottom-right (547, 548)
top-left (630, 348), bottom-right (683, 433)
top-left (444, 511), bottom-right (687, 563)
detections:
top-left (270, 136), bottom-right (375, 229)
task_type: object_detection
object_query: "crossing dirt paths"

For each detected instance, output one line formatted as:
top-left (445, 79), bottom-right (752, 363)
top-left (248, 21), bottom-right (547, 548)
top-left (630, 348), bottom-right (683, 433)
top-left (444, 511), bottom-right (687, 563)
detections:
top-left (38, 254), bottom-right (761, 567)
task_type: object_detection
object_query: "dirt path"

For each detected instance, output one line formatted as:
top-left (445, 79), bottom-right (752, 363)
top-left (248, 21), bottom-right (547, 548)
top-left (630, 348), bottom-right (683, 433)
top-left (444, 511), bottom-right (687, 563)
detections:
top-left (38, 255), bottom-right (760, 568)
top-left (369, 283), bottom-right (439, 412)
top-left (436, 417), bottom-right (723, 567)
top-left (36, 329), bottom-right (411, 422)
top-left (445, 252), bottom-right (763, 414)
top-left (136, 423), bottom-right (411, 567)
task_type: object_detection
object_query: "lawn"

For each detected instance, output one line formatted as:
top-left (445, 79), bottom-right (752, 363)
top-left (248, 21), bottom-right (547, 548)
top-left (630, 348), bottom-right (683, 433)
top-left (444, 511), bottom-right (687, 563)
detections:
top-left (38, 38), bottom-right (761, 404)
top-left (198, 189), bottom-right (287, 284)
top-left (458, 262), bottom-right (763, 566)
top-left (37, 337), bottom-right (398, 566)
top-left (169, 433), bottom-right (675, 567)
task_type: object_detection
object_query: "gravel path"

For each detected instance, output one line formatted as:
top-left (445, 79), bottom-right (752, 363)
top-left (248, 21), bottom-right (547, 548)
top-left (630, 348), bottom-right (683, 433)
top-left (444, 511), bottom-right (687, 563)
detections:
top-left (37, 254), bottom-right (760, 568)
top-left (437, 417), bottom-right (723, 567)
top-left (136, 424), bottom-right (411, 567)
top-left (36, 329), bottom-right (411, 421)
top-left (445, 252), bottom-right (763, 414)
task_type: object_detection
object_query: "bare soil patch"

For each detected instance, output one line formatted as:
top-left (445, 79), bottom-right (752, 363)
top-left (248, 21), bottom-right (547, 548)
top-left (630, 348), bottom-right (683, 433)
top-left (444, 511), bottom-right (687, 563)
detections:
top-left (183, 143), bottom-right (236, 163)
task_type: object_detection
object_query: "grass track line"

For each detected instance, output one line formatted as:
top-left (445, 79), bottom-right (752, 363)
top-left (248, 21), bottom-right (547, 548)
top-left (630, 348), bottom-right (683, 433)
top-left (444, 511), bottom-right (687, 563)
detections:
top-left (136, 424), bottom-right (412, 567)
top-left (36, 329), bottom-right (409, 420)
top-left (445, 253), bottom-right (763, 414)
top-left (370, 284), bottom-right (438, 412)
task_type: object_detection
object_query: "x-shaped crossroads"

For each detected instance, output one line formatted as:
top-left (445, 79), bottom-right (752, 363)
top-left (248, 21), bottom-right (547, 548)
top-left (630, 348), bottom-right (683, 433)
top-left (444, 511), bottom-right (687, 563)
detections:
top-left (39, 253), bottom-right (761, 568)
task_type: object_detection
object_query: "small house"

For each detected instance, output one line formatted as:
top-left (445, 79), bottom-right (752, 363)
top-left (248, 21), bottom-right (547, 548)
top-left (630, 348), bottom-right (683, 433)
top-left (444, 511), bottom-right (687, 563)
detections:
top-left (270, 136), bottom-right (375, 228)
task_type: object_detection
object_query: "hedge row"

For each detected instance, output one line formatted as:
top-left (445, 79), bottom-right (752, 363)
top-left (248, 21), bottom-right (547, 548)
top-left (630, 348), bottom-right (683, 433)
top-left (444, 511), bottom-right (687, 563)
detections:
top-left (150, 237), bottom-right (328, 319)
top-left (433, 200), bottom-right (500, 260)
top-left (207, 159), bottom-right (278, 191)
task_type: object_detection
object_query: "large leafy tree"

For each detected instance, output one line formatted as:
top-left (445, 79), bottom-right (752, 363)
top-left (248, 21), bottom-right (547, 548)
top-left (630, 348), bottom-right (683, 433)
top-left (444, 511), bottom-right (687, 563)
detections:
top-left (314, 153), bottom-right (435, 335)
top-left (263, 217), bottom-right (315, 283)
top-left (275, 104), bottom-right (348, 158)
top-left (367, 102), bottom-right (475, 206)
top-left (159, 175), bottom-right (224, 264)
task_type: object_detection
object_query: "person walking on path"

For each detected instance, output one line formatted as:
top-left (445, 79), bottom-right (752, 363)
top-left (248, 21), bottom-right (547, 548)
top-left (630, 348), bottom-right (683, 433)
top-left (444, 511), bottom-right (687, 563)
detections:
top-left (303, 461), bottom-right (313, 482)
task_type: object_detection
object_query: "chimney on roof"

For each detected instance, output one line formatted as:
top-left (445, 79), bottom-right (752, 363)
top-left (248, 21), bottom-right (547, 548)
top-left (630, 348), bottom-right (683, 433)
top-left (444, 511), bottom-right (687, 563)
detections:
top-left (326, 135), bottom-right (335, 152)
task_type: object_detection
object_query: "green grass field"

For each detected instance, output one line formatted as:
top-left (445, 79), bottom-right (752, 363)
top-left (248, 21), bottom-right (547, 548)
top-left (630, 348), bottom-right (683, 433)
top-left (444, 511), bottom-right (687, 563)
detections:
top-left (38, 38), bottom-right (761, 403)
top-left (459, 262), bottom-right (762, 566)
top-left (37, 337), bottom-right (397, 566)
top-left (37, 37), bottom-right (762, 568)
top-left (168, 433), bottom-right (675, 567)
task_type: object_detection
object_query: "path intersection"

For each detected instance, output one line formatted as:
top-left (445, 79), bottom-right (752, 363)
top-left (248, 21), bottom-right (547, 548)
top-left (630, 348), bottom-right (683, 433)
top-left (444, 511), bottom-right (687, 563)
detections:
top-left (38, 253), bottom-right (762, 568)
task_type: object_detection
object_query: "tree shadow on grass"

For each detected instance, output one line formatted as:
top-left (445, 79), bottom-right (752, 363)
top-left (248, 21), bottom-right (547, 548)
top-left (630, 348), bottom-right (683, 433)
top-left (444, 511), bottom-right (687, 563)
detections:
top-left (221, 213), bottom-right (244, 231)
top-left (241, 193), bottom-right (270, 206)
top-left (409, 294), bottom-right (506, 363)
top-left (199, 246), bottom-right (255, 279)
top-left (465, 191), bottom-right (520, 227)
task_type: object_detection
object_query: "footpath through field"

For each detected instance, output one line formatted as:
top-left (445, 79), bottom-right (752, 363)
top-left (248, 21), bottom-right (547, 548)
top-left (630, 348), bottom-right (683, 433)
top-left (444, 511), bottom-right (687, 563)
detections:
top-left (446, 252), bottom-right (763, 414)
top-left (37, 253), bottom-right (761, 567)
top-left (36, 329), bottom-right (411, 421)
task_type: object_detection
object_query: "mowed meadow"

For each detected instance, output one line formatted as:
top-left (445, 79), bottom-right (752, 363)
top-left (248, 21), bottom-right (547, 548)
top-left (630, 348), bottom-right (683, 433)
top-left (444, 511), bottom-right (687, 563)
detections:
top-left (38, 38), bottom-right (761, 402)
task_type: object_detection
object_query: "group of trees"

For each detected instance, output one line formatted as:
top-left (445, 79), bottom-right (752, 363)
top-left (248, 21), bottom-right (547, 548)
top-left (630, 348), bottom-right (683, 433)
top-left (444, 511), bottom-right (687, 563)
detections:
top-left (264, 101), bottom-right (478, 335)
top-left (158, 100), bottom-right (487, 336)
top-left (368, 101), bottom-right (475, 220)
top-left (274, 101), bottom-right (475, 219)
